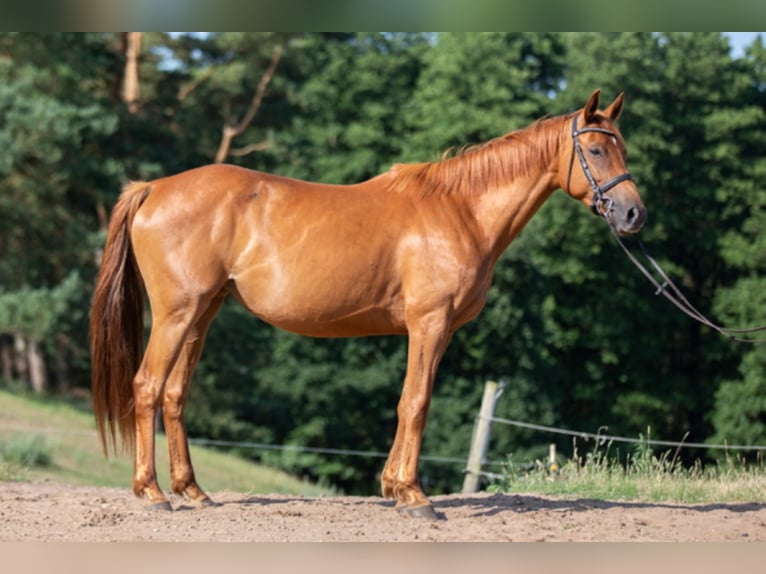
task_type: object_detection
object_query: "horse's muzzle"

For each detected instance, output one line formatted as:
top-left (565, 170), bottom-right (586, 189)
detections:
top-left (610, 200), bottom-right (646, 235)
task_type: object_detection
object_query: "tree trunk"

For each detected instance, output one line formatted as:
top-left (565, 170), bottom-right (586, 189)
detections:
top-left (54, 334), bottom-right (70, 394)
top-left (213, 43), bottom-right (284, 163)
top-left (27, 338), bottom-right (48, 394)
top-left (13, 332), bottom-right (28, 382)
top-left (11, 333), bottom-right (48, 394)
top-left (0, 336), bottom-right (12, 381)
top-left (123, 32), bottom-right (143, 114)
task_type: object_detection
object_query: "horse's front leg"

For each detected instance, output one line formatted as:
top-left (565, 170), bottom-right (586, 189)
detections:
top-left (381, 311), bottom-right (452, 520)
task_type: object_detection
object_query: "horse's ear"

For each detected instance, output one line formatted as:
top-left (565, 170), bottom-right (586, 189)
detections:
top-left (583, 89), bottom-right (601, 123)
top-left (604, 92), bottom-right (625, 121)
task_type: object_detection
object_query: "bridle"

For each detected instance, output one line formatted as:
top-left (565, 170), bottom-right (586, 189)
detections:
top-left (565, 113), bottom-right (766, 343)
top-left (566, 114), bottom-right (634, 217)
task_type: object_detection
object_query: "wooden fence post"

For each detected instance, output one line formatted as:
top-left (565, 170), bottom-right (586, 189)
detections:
top-left (462, 380), bottom-right (500, 493)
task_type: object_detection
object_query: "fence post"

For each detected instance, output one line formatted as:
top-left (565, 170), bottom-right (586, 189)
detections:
top-left (548, 443), bottom-right (558, 472)
top-left (462, 380), bottom-right (500, 493)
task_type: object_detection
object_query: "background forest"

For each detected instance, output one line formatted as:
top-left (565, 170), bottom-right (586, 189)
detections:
top-left (2, 32), bottom-right (766, 495)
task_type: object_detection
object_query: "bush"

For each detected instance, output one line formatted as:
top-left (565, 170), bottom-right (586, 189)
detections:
top-left (0, 435), bottom-right (53, 468)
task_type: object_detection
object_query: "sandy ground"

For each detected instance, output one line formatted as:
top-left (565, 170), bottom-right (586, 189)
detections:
top-left (2, 480), bottom-right (766, 542)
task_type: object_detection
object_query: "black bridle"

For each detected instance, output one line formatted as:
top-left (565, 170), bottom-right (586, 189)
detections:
top-left (567, 115), bottom-right (634, 216)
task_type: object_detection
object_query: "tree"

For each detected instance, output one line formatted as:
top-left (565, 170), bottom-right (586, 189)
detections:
top-left (274, 32), bottom-right (428, 184)
top-left (400, 33), bottom-right (565, 161)
top-left (161, 33), bottom-right (291, 169)
top-left (122, 32), bottom-right (143, 114)
top-left (708, 35), bottom-right (766, 453)
top-left (0, 33), bottom-right (121, 393)
top-left (213, 42), bottom-right (283, 163)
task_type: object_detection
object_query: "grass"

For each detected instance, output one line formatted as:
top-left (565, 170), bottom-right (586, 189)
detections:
top-left (488, 434), bottom-right (766, 504)
top-left (0, 388), bottom-right (333, 496)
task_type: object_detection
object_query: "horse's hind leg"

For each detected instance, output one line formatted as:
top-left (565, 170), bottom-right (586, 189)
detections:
top-left (161, 291), bottom-right (226, 506)
top-left (132, 310), bottom-right (199, 510)
top-left (132, 287), bottom-right (224, 509)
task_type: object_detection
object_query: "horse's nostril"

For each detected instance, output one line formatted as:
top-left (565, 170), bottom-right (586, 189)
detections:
top-left (624, 205), bottom-right (646, 231)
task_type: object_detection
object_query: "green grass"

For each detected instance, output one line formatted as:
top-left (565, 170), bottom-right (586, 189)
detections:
top-left (488, 436), bottom-right (766, 504)
top-left (0, 389), bottom-right (332, 496)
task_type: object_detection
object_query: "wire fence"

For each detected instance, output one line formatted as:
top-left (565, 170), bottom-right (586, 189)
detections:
top-left (483, 415), bottom-right (766, 452)
top-left (2, 411), bottom-right (765, 473)
top-left (3, 385), bottom-right (765, 489)
top-left (185, 436), bottom-right (468, 465)
top-left (0, 423), bottom-right (467, 465)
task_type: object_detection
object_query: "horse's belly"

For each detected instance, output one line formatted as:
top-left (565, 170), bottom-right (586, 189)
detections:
top-left (227, 271), bottom-right (407, 337)
top-left (261, 307), bottom-right (406, 338)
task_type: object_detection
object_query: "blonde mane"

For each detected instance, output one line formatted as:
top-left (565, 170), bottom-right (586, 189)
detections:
top-left (386, 114), bottom-right (570, 197)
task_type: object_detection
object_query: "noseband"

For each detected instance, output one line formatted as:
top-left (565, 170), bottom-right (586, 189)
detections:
top-left (567, 115), bottom-right (634, 217)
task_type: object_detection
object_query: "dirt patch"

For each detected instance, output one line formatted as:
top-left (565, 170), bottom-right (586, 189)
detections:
top-left (2, 480), bottom-right (765, 541)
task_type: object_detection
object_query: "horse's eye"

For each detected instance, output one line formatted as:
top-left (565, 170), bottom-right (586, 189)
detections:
top-left (588, 145), bottom-right (604, 158)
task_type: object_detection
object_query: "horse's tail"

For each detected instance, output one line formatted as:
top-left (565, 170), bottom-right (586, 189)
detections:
top-left (90, 181), bottom-right (152, 456)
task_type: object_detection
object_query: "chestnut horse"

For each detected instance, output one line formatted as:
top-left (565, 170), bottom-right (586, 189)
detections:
top-left (90, 90), bottom-right (645, 519)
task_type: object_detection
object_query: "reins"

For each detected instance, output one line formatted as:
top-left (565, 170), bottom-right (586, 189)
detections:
top-left (604, 218), bottom-right (766, 344)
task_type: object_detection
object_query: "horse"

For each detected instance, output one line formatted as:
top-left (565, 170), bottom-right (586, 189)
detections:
top-left (90, 89), bottom-right (645, 519)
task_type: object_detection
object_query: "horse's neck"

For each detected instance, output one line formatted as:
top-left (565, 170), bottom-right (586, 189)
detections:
top-left (378, 117), bottom-right (565, 262)
top-left (441, 118), bottom-right (565, 261)
top-left (469, 168), bottom-right (560, 263)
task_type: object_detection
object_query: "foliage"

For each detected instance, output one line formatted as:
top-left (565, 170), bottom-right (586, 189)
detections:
top-left (0, 435), bottom-right (52, 469)
top-left (2, 32), bottom-right (766, 494)
top-left (0, 273), bottom-right (80, 338)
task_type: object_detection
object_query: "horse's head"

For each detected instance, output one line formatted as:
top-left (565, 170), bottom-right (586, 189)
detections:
top-left (560, 89), bottom-right (646, 235)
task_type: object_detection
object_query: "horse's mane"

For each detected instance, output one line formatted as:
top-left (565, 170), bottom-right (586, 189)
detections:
top-left (385, 114), bottom-right (570, 198)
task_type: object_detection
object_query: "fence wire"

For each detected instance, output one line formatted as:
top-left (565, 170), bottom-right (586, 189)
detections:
top-left (0, 423), bottom-right (467, 465)
top-left (3, 406), bottom-right (765, 480)
top-left (483, 415), bottom-right (766, 452)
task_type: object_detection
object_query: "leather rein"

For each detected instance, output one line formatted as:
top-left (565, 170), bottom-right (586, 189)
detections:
top-left (605, 223), bottom-right (766, 343)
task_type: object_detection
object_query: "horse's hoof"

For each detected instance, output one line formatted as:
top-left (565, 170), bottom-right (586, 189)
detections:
top-left (396, 502), bottom-right (441, 520)
top-left (196, 497), bottom-right (219, 508)
top-left (181, 488), bottom-right (219, 508)
top-left (145, 500), bottom-right (173, 512)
